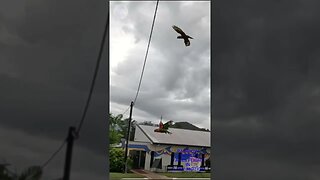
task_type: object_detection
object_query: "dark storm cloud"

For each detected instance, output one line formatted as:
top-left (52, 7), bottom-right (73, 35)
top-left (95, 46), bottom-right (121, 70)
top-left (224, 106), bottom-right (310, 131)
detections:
top-left (1, 0), bottom-right (108, 179)
top-left (0, 125), bottom-right (107, 180)
top-left (213, 0), bottom-right (320, 179)
top-left (0, 0), bottom-right (107, 92)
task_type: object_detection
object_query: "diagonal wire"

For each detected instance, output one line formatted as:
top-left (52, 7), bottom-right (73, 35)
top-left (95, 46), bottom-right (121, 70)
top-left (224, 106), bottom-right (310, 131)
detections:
top-left (118, 0), bottom-right (159, 117)
top-left (41, 139), bottom-right (67, 169)
top-left (121, 105), bottom-right (131, 116)
top-left (132, 0), bottom-right (160, 106)
top-left (75, 13), bottom-right (109, 135)
top-left (40, 12), bottom-right (109, 170)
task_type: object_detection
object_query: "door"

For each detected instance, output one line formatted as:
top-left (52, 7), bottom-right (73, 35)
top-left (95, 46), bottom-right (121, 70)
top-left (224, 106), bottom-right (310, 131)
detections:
top-left (130, 150), bottom-right (146, 169)
top-left (139, 151), bottom-right (146, 169)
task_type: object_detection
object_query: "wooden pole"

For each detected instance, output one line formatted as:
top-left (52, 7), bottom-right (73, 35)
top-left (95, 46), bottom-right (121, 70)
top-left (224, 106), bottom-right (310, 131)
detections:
top-left (124, 101), bottom-right (134, 173)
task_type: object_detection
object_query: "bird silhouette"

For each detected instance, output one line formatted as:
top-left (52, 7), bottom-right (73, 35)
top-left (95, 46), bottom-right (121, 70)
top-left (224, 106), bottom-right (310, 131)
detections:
top-left (172, 25), bottom-right (193, 46)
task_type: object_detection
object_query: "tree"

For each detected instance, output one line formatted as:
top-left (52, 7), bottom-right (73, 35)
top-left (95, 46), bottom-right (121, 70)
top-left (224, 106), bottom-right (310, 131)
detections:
top-left (109, 113), bottom-right (126, 132)
top-left (109, 148), bottom-right (125, 172)
top-left (0, 164), bottom-right (11, 180)
top-left (109, 113), bottom-right (137, 143)
top-left (109, 113), bottom-right (126, 145)
top-left (18, 166), bottom-right (42, 180)
top-left (138, 121), bottom-right (155, 126)
top-left (0, 164), bottom-right (42, 180)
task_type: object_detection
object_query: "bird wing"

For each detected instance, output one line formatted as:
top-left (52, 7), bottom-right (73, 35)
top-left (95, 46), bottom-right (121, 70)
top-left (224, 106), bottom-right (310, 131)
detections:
top-left (184, 38), bottom-right (190, 46)
top-left (172, 25), bottom-right (186, 36)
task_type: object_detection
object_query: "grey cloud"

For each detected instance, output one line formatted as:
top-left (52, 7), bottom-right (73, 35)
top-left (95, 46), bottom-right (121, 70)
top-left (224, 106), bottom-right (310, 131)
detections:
top-left (213, 0), bottom-right (320, 179)
top-left (1, 0), bottom-right (108, 179)
top-left (110, 1), bottom-right (210, 129)
top-left (0, 125), bottom-right (106, 180)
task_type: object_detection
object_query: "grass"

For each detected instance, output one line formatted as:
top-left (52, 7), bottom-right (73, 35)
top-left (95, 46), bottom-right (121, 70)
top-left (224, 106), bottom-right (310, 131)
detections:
top-left (157, 172), bottom-right (211, 178)
top-left (110, 172), bottom-right (145, 180)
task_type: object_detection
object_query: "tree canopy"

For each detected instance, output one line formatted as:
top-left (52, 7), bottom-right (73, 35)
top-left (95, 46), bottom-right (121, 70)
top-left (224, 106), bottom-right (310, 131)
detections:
top-left (0, 164), bottom-right (42, 180)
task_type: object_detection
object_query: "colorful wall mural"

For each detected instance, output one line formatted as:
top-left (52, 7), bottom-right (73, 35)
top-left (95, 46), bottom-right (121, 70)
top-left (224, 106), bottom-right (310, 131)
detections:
top-left (152, 145), bottom-right (210, 172)
top-left (128, 143), bottom-right (210, 172)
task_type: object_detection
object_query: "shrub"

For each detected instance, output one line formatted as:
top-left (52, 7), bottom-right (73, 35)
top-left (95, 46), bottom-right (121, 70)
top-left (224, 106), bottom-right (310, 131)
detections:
top-left (109, 148), bottom-right (125, 172)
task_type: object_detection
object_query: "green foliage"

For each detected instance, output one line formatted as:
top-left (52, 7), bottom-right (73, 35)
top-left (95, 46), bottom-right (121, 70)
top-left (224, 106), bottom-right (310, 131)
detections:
top-left (0, 164), bottom-right (42, 180)
top-left (18, 166), bottom-right (42, 180)
top-left (109, 148), bottom-right (135, 172)
top-left (109, 113), bottom-right (126, 145)
top-left (0, 165), bottom-right (11, 180)
top-left (109, 113), bottom-right (136, 144)
top-left (127, 158), bottom-right (134, 170)
top-left (109, 148), bottom-right (125, 172)
top-left (138, 121), bottom-right (155, 126)
top-left (110, 128), bottom-right (123, 145)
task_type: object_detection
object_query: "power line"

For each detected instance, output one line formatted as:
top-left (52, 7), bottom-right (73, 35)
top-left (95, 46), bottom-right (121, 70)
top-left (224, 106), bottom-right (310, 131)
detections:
top-left (41, 139), bottom-right (66, 169)
top-left (75, 13), bottom-right (109, 135)
top-left (41, 13), bottom-right (109, 170)
top-left (121, 105), bottom-right (130, 116)
top-left (132, 0), bottom-right (160, 106)
top-left (118, 0), bottom-right (159, 117)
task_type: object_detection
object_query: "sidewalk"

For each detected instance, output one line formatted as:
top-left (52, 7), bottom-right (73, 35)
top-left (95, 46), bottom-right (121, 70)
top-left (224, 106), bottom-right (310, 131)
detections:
top-left (130, 169), bottom-right (170, 179)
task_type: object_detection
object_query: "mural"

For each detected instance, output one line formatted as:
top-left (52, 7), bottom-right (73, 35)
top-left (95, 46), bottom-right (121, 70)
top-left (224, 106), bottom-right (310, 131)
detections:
top-left (127, 144), bottom-right (151, 153)
top-left (153, 145), bottom-right (210, 172)
top-left (128, 143), bottom-right (210, 172)
top-left (174, 147), bottom-right (210, 171)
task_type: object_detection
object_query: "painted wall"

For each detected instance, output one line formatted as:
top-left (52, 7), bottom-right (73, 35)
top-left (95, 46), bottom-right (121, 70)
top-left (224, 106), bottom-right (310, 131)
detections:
top-left (128, 141), bottom-right (210, 172)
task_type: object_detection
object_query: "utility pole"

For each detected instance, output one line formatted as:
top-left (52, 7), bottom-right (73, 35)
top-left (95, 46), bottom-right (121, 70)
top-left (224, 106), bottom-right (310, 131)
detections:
top-left (124, 101), bottom-right (134, 173)
top-left (63, 126), bottom-right (76, 180)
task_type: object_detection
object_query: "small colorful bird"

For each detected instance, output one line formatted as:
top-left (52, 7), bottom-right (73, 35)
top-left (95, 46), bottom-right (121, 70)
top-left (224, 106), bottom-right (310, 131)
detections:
top-left (172, 25), bottom-right (193, 46)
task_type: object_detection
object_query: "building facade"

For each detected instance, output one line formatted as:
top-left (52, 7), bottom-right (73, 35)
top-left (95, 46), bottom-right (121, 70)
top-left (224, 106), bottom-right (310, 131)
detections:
top-left (127, 124), bottom-right (211, 172)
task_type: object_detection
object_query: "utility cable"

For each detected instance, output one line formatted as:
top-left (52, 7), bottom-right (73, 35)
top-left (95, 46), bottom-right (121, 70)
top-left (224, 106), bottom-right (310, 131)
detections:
top-left (41, 13), bottom-right (109, 169)
top-left (121, 105), bottom-right (130, 116)
top-left (75, 13), bottom-right (109, 135)
top-left (41, 139), bottom-right (66, 169)
top-left (132, 0), bottom-right (159, 105)
top-left (118, 0), bottom-right (159, 117)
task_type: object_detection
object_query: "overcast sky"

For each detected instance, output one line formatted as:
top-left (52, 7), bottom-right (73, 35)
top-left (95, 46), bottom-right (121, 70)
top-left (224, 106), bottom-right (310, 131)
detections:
top-left (110, 1), bottom-right (210, 129)
top-left (2, 0), bottom-right (320, 180)
top-left (213, 0), bottom-right (320, 179)
top-left (0, 1), bottom-right (209, 179)
top-left (1, 0), bottom-right (108, 179)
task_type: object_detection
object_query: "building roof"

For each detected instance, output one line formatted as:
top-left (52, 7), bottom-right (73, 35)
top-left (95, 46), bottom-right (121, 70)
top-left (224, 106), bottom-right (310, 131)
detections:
top-left (136, 124), bottom-right (211, 147)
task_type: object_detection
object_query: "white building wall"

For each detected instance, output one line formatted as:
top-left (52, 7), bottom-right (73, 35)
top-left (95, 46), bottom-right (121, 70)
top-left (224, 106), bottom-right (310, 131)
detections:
top-left (144, 151), bottom-right (151, 170)
top-left (161, 153), bottom-right (171, 172)
top-left (146, 144), bottom-right (211, 172)
top-left (130, 125), bottom-right (211, 172)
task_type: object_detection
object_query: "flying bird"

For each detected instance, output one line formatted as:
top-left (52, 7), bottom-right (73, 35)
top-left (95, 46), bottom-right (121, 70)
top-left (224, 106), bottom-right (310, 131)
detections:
top-left (172, 25), bottom-right (193, 46)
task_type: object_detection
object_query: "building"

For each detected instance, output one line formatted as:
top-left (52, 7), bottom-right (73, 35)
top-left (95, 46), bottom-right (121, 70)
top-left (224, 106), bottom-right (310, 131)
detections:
top-left (127, 124), bottom-right (211, 172)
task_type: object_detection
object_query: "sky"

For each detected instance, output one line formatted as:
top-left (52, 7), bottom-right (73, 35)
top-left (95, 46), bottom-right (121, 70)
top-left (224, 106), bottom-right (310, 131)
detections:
top-left (0, 0), bottom-right (109, 179)
top-left (110, 1), bottom-right (210, 129)
top-left (2, 0), bottom-right (320, 180)
top-left (213, 0), bottom-right (320, 179)
top-left (0, 0), bottom-right (209, 179)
